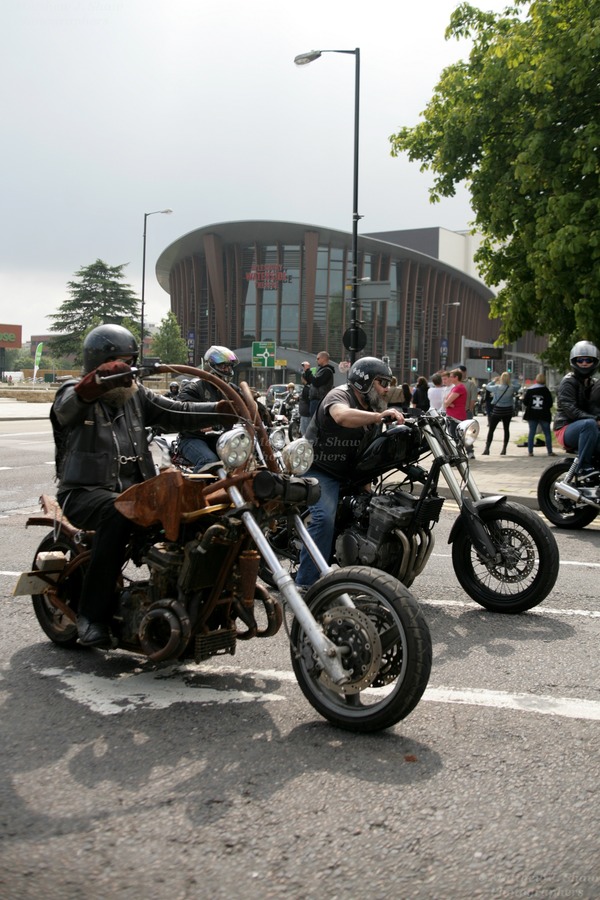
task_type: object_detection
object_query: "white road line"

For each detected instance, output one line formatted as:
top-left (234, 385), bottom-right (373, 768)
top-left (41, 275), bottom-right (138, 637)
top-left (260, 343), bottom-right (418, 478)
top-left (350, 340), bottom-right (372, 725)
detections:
top-left (27, 663), bottom-right (600, 722)
top-left (421, 598), bottom-right (600, 618)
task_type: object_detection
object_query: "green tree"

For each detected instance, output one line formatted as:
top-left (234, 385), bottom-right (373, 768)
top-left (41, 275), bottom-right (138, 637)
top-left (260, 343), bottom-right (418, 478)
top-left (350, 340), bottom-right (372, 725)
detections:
top-left (48, 260), bottom-right (140, 362)
top-left (151, 311), bottom-right (189, 364)
top-left (389, 0), bottom-right (600, 366)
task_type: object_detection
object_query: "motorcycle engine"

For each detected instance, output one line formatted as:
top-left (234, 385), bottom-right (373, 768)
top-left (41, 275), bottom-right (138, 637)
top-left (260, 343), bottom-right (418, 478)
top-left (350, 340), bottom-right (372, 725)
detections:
top-left (335, 493), bottom-right (414, 570)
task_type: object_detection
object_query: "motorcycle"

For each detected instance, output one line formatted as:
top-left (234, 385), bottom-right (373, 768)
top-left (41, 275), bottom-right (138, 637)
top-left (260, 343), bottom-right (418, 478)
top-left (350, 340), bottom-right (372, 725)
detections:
top-left (537, 452), bottom-right (600, 529)
top-left (13, 365), bottom-right (432, 733)
top-left (263, 409), bottom-right (560, 614)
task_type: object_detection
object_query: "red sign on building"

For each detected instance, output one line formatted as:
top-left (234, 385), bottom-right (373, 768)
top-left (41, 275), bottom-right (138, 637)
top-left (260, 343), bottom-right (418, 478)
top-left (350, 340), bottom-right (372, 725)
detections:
top-left (0, 324), bottom-right (22, 348)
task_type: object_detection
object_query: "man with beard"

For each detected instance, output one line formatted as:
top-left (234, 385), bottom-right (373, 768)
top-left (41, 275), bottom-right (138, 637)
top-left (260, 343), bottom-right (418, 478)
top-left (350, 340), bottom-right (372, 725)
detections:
top-left (50, 325), bottom-right (235, 648)
top-left (296, 357), bottom-right (405, 588)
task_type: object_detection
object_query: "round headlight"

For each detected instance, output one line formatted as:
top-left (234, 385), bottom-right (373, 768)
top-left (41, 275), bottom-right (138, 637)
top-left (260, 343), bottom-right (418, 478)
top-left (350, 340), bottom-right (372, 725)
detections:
top-left (456, 418), bottom-right (480, 447)
top-left (269, 426), bottom-right (287, 451)
top-left (216, 425), bottom-right (253, 469)
top-left (281, 438), bottom-right (314, 475)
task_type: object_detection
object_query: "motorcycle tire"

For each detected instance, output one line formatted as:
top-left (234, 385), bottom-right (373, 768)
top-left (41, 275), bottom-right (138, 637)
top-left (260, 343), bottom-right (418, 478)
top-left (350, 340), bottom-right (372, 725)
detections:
top-left (290, 566), bottom-right (431, 733)
top-left (537, 458), bottom-right (598, 529)
top-left (31, 532), bottom-right (85, 646)
top-left (451, 501), bottom-right (559, 613)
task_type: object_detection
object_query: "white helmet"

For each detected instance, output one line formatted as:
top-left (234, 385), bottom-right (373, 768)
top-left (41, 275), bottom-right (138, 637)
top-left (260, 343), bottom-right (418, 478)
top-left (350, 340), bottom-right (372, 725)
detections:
top-left (569, 341), bottom-right (599, 378)
top-left (203, 345), bottom-right (238, 381)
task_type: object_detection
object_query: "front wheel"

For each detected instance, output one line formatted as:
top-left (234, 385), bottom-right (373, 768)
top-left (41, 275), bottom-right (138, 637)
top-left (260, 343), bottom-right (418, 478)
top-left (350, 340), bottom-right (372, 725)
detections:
top-left (451, 501), bottom-right (559, 613)
top-left (537, 459), bottom-right (599, 529)
top-left (31, 532), bottom-right (86, 646)
top-left (290, 566), bottom-right (432, 733)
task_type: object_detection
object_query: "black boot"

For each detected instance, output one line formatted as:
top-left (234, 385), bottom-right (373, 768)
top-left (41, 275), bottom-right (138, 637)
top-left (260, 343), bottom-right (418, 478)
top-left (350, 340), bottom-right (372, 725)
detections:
top-left (482, 443), bottom-right (490, 456)
top-left (500, 441), bottom-right (508, 456)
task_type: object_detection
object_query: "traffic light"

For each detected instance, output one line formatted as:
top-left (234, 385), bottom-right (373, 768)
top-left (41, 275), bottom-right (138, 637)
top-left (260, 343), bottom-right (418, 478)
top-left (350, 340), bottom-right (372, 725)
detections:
top-left (506, 359), bottom-right (513, 374)
top-left (486, 360), bottom-right (492, 373)
top-left (411, 358), bottom-right (418, 373)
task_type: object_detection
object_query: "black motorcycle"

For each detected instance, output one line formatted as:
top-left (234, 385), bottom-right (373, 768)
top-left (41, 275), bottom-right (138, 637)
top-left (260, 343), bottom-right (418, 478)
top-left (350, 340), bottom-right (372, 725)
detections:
top-left (537, 453), bottom-right (600, 528)
top-left (264, 410), bottom-right (560, 614)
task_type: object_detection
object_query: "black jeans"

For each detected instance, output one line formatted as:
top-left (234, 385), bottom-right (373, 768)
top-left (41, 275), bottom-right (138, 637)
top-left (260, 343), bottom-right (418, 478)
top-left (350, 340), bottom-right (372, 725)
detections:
top-left (58, 488), bottom-right (133, 624)
top-left (487, 410), bottom-right (512, 445)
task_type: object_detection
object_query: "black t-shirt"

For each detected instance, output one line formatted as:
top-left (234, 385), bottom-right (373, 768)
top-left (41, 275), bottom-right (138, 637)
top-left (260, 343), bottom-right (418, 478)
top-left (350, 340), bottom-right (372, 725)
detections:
top-left (309, 386), bottom-right (376, 479)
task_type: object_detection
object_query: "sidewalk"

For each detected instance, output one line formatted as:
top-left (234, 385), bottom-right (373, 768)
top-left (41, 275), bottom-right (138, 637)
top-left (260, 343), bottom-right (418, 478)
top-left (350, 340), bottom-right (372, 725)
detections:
top-left (0, 398), bottom-right (560, 510)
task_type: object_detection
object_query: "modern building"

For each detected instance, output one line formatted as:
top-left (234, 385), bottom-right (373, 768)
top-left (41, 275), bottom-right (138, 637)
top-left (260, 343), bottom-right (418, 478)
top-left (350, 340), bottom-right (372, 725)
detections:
top-left (156, 220), bottom-right (547, 386)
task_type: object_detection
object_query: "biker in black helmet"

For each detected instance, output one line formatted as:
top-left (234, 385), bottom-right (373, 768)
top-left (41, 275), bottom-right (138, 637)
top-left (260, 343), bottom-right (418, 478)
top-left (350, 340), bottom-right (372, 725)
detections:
top-left (554, 340), bottom-right (600, 478)
top-left (164, 380), bottom-right (180, 398)
top-left (296, 356), bottom-right (405, 588)
top-left (50, 325), bottom-right (236, 649)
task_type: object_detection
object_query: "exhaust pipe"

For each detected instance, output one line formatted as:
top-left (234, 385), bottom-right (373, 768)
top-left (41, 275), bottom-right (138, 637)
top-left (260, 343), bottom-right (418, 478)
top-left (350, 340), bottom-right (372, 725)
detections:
top-left (555, 481), bottom-right (600, 509)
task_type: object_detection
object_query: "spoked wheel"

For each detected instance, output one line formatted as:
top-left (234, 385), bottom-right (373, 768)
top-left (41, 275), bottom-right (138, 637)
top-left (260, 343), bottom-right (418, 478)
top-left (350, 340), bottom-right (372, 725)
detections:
top-left (537, 459), bottom-right (599, 529)
top-left (290, 566), bottom-right (431, 732)
top-left (288, 419), bottom-right (301, 441)
top-left (31, 532), bottom-right (87, 646)
top-left (451, 501), bottom-right (559, 613)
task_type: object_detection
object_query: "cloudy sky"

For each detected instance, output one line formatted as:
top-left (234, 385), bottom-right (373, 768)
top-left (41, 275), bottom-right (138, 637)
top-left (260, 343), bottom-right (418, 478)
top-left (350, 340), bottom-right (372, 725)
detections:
top-left (1, 0), bottom-right (511, 342)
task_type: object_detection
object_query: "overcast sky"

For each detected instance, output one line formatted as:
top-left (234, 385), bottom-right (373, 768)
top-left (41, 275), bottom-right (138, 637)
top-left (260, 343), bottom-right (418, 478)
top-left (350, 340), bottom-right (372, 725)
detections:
top-left (1, 0), bottom-right (511, 342)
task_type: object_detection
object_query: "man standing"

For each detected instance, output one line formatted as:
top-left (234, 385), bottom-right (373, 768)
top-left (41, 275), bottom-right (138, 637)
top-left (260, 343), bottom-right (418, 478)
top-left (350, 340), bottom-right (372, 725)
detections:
top-left (304, 350), bottom-right (335, 417)
top-left (296, 357), bottom-right (405, 588)
top-left (458, 364), bottom-right (477, 459)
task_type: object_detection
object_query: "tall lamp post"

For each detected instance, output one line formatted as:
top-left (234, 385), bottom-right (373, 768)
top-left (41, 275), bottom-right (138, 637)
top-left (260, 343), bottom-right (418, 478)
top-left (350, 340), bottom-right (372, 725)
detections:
top-left (141, 208), bottom-right (172, 360)
top-left (294, 47), bottom-right (361, 363)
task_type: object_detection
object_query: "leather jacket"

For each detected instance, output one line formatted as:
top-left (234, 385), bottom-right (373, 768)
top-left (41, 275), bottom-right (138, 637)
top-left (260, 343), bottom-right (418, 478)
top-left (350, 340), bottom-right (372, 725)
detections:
top-left (553, 372), bottom-right (597, 431)
top-left (52, 380), bottom-right (218, 492)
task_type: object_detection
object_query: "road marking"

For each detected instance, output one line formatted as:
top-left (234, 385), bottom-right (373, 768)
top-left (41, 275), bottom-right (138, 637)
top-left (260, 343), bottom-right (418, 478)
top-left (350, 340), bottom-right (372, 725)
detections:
top-left (26, 662), bottom-right (600, 722)
top-left (421, 598), bottom-right (600, 618)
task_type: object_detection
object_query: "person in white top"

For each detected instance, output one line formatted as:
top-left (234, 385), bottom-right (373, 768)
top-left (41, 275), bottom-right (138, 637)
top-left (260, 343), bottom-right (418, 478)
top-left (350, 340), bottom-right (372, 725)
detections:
top-left (428, 372), bottom-right (446, 411)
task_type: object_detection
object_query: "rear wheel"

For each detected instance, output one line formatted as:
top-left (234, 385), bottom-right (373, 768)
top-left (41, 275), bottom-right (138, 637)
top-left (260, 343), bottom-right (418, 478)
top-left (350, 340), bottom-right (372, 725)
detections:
top-left (31, 532), bottom-right (86, 646)
top-left (537, 459), bottom-right (598, 529)
top-left (290, 566), bottom-right (431, 732)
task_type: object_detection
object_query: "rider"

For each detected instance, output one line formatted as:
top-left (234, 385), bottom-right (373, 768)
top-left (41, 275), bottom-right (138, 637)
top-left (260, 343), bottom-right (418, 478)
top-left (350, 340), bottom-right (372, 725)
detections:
top-left (51, 325), bottom-right (235, 649)
top-left (553, 340), bottom-right (600, 478)
top-left (295, 357), bottom-right (405, 589)
top-left (164, 380), bottom-right (180, 398)
top-left (177, 345), bottom-right (239, 469)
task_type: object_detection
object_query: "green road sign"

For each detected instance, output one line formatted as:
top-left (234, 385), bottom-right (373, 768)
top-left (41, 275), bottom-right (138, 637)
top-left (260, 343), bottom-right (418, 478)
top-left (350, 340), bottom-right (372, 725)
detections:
top-left (252, 341), bottom-right (276, 368)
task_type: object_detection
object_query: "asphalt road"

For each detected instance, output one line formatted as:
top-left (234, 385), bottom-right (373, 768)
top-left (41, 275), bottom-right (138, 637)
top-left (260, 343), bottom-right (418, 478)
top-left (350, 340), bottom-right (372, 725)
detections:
top-left (1, 421), bottom-right (599, 900)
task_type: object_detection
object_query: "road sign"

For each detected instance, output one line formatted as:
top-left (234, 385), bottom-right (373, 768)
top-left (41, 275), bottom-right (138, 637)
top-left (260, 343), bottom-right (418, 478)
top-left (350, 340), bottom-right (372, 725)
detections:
top-left (252, 341), bottom-right (276, 368)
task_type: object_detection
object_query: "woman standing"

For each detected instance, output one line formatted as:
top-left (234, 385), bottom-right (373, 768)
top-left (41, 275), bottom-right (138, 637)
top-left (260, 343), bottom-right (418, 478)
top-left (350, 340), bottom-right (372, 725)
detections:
top-left (482, 372), bottom-right (517, 455)
top-left (523, 373), bottom-right (555, 457)
top-left (412, 375), bottom-right (430, 412)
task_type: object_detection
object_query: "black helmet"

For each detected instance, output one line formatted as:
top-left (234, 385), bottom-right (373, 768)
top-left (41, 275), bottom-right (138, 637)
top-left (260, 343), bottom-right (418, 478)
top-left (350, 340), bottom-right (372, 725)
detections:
top-left (347, 357), bottom-right (392, 394)
top-left (569, 340), bottom-right (599, 378)
top-left (204, 345), bottom-right (238, 381)
top-left (82, 324), bottom-right (139, 374)
top-left (169, 381), bottom-right (179, 393)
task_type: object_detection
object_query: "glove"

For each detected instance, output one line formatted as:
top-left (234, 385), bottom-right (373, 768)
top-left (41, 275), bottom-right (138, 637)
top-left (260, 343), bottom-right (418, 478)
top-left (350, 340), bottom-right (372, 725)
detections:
top-left (75, 360), bottom-right (134, 403)
top-left (215, 399), bottom-right (237, 428)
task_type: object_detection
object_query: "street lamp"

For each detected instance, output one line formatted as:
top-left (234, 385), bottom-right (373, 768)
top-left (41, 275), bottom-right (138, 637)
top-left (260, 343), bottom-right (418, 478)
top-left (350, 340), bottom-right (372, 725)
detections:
top-left (141, 208), bottom-right (172, 360)
top-left (295, 48), bottom-right (361, 363)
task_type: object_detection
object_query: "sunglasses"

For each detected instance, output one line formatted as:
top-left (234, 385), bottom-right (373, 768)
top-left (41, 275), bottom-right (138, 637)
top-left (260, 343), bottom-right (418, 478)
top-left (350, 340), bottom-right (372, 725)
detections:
top-left (374, 377), bottom-right (391, 387)
top-left (574, 357), bottom-right (595, 364)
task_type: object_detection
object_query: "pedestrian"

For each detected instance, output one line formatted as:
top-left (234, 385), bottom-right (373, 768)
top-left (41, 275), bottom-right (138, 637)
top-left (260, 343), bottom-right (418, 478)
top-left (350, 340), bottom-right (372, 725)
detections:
top-left (482, 371), bottom-right (517, 455)
top-left (411, 376), bottom-right (430, 412)
top-left (443, 368), bottom-right (468, 438)
top-left (304, 350), bottom-right (335, 417)
top-left (523, 373), bottom-right (555, 456)
top-left (298, 367), bottom-right (311, 435)
top-left (427, 372), bottom-right (446, 411)
top-left (458, 365), bottom-right (477, 458)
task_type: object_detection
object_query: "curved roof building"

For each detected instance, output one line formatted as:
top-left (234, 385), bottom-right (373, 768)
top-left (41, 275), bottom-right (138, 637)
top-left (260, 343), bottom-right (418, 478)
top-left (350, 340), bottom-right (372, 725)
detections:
top-left (156, 220), bottom-right (543, 384)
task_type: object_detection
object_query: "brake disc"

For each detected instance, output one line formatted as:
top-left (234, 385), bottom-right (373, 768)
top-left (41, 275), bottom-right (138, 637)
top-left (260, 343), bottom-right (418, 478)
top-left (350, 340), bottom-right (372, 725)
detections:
top-left (318, 605), bottom-right (382, 695)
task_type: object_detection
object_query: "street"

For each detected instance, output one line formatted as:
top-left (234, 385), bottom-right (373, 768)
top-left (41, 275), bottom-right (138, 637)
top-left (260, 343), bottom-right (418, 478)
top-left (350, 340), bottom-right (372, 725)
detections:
top-left (1, 419), bottom-right (599, 899)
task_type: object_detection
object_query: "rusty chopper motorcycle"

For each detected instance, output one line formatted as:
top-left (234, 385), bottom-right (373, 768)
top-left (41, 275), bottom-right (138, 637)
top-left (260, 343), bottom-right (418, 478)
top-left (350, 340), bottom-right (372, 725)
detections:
top-left (15, 365), bottom-right (432, 733)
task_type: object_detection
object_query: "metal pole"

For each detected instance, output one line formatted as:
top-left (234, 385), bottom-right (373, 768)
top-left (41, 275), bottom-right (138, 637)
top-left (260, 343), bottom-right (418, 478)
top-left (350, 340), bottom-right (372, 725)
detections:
top-left (350, 48), bottom-right (360, 364)
top-left (140, 212), bottom-right (148, 360)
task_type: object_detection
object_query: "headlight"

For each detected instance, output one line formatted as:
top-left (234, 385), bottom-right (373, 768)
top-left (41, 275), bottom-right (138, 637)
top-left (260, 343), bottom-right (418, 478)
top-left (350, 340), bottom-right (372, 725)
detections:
top-left (269, 426), bottom-right (288, 451)
top-left (281, 438), bottom-right (314, 475)
top-left (456, 418), bottom-right (480, 448)
top-left (216, 425), bottom-right (253, 469)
